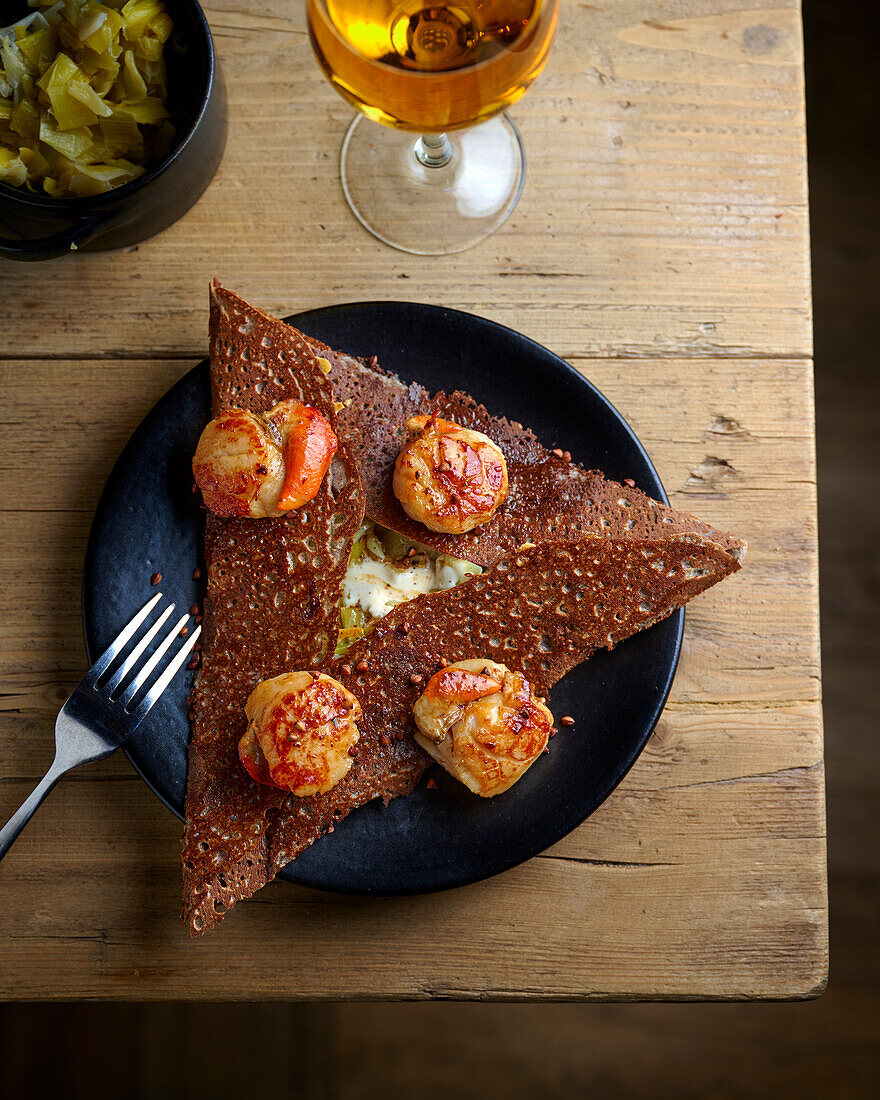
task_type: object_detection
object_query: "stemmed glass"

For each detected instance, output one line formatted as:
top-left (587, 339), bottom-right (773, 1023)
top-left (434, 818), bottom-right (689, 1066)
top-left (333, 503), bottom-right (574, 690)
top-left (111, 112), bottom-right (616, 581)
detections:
top-left (307, 1), bottom-right (560, 255)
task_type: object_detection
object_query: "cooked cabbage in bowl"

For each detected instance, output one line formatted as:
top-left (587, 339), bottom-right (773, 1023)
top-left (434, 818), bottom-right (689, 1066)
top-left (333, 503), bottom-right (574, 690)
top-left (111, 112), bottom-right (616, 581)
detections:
top-left (0, 0), bottom-right (176, 198)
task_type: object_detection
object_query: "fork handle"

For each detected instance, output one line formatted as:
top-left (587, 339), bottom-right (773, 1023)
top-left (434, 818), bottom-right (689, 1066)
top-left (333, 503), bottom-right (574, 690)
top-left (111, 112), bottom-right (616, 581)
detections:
top-left (0, 756), bottom-right (69, 863)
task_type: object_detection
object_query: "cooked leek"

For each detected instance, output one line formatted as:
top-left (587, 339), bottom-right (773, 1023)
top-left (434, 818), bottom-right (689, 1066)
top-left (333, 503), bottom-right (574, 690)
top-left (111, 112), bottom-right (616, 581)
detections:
top-left (0, 0), bottom-right (174, 198)
top-left (39, 118), bottom-right (94, 158)
top-left (68, 80), bottom-right (114, 118)
top-left (0, 146), bottom-right (27, 186)
top-left (10, 98), bottom-right (40, 142)
top-left (113, 95), bottom-right (168, 125)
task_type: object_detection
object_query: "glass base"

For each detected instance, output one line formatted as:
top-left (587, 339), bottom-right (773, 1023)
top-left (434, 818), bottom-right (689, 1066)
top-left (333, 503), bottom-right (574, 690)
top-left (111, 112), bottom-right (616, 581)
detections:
top-left (340, 114), bottom-right (526, 256)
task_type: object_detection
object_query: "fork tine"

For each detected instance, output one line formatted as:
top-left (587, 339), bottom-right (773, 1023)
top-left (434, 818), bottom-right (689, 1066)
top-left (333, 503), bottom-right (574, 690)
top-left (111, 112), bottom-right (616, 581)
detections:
top-left (104, 602), bottom-right (175, 697)
top-left (118, 612), bottom-right (190, 709)
top-left (86, 592), bottom-right (163, 684)
top-left (130, 625), bottom-right (202, 726)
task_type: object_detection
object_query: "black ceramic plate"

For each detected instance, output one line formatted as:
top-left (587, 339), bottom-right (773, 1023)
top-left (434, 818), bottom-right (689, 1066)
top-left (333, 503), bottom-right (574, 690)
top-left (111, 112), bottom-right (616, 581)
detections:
top-left (83, 302), bottom-right (682, 895)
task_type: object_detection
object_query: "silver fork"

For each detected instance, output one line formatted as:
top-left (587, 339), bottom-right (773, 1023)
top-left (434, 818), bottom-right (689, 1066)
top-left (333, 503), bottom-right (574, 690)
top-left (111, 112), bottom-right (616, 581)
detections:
top-left (0, 593), bottom-right (201, 862)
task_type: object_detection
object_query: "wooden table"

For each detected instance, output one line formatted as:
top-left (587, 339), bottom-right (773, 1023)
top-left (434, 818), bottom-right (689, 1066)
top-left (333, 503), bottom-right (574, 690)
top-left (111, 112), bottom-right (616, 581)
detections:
top-left (0, 0), bottom-right (825, 1000)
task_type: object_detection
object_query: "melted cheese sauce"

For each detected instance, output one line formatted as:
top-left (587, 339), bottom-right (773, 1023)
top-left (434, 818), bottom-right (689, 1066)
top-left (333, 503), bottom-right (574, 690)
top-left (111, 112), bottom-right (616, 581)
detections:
top-left (343, 548), bottom-right (478, 620)
top-left (343, 547), bottom-right (477, 620)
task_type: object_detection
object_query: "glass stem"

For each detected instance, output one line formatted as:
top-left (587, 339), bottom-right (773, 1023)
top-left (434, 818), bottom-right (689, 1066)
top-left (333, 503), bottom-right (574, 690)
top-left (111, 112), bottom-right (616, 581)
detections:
top-left (415, 132), bottom-right (454, 169)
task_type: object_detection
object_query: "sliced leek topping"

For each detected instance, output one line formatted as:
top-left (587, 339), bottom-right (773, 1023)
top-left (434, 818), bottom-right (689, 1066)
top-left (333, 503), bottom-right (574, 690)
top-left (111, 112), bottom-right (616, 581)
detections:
top-left (0, 1), bottom-right (175, 198)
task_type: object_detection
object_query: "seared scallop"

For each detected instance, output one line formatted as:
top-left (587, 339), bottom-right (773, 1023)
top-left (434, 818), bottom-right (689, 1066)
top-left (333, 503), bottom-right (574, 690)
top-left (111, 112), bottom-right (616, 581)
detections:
top-left (239, 672), bottom-right (361, 796)
top-left (392, 415), bottom-right (508, 534)
top-left (412, 659), bottom-right (553, 797)
top-left (193, 408), bottom-right (285, 518)
top-left (193, 400), bottom-right (337, 519)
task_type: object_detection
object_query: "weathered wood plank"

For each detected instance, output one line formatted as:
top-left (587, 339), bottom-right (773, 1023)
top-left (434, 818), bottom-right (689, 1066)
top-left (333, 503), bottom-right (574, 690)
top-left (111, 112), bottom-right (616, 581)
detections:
top-left (0, 704), bottom-right (823, 791)
top-left (0, 0), bottom-right (810, 360)
top-left (0, 357), bottom-right (820, 707)
top-left (0, 356), bottom-right (818, 511)
top-left (0, 0), bottom-right (823, 1001)
top-left (0, 758), bottom-right (825, 1000)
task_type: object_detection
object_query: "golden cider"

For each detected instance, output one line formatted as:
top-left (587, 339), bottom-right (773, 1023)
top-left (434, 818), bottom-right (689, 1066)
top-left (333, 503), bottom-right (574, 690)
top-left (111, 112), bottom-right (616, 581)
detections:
top-left (307, 0), bottom-right (559, 132)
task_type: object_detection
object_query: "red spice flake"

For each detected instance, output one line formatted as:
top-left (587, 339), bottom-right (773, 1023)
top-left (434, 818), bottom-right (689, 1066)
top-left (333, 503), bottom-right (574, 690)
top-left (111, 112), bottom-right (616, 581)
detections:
top-left (188, 709), bottom-right (195, 722)
top-left (439, 657), bottom-right (449, 667)
top-left (426, 777), bottom-right (437, 790)
top-left (190, 604), bottom-right (200, 615)
top-left (409, 673), bottom-right (423, 685)
top-left (356, 660), bottom-right (369, 672)
top-left (562, 450), bottom-right (572, 463)
top-left (549, 728), bottom-right (557, 738)
top-left (179, 625), bottom-right (189, 637)
top-left (623, 478), bottom-right (636, 488)
top-left (543, 746), bottom-right (550, 754)
top-left (560, 715), bottom-right (575, 727)
top-left (195, 615), bottom-right (203, 625)
top-left (341, 663), bottom-right (353, 676)
top-left (150, 572), bottom-right (162, 585)
top-left (327, 825), bottom-right (334, 834)
top-left (380, 734), bottom-right (391, 747)
top-left (186, 656), bottom-right (200, 670)
top-left (397, 623), bottom-right (410, 635)
top-left (193, 567), bottom-right (202, 580)
top-left (552, 448), bottom-right (564, 458)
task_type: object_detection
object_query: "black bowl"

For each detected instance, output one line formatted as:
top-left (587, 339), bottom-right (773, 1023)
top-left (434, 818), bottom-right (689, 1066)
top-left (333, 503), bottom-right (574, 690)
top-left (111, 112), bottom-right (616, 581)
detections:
top-left (0, 0), bottom-right (226, 261)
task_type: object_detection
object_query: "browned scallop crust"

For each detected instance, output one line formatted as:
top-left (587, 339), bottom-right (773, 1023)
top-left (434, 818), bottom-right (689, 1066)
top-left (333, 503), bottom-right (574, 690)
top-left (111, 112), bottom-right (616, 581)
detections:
top-left (302, 344), bottom-right (744, 566)
top-left (182, 284), bottom-right (371, 936)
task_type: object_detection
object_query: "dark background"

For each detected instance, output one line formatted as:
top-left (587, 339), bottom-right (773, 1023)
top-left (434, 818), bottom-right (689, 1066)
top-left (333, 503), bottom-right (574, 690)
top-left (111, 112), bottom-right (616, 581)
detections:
top-left (1, 1), bottom-right (877, 1095)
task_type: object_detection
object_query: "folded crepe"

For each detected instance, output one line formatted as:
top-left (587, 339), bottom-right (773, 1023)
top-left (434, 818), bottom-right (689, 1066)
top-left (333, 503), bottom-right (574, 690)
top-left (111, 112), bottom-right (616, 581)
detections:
top-left (182, 287), bottom-right (743, 935)
top-left (182, 284), bottom-right (371, 934)
top-left (304, 338), bottom-right (745, 566)
top-left (333, 533), bottom-right (739, 747)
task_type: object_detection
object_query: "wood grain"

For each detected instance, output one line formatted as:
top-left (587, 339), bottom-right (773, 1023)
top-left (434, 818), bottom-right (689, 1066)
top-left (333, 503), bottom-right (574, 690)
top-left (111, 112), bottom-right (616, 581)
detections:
top-left (0, 355), bottom-right (824, 999)
top-left (0, 0), bottom-right (823, 1000)
top-left (0, 0), bottom-right (810, 361)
